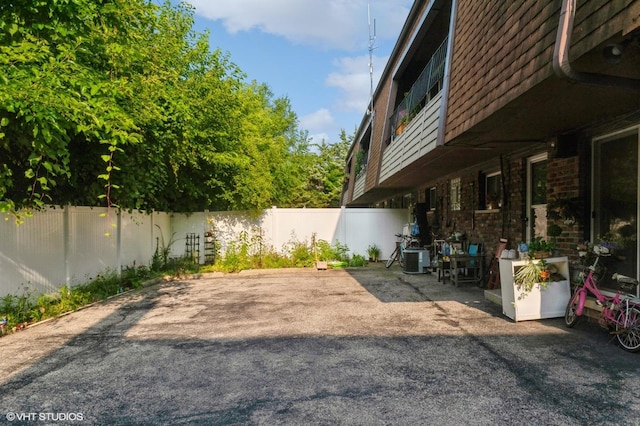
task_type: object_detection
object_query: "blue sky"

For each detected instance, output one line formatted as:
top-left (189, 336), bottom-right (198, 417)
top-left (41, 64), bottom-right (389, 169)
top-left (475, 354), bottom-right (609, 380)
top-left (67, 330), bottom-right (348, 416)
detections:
top-left (185, 0), bottom-right (413, 145)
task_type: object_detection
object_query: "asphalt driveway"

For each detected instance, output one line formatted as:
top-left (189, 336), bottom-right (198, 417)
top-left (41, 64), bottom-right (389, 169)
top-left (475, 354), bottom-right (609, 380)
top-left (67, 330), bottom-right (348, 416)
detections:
top-left (1, 264), bottom-right (639, 425)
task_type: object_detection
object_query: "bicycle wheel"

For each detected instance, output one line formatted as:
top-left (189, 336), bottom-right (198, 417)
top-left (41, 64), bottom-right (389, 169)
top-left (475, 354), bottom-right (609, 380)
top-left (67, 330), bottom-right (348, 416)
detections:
top-left (385, 247), bottom-right (400, 268)
top-left (398, 249), bottom-right (405, 268)
top-left (616, 305), bottom-right (640, 352)
top-left (564, 291), bottom-right (582, 328)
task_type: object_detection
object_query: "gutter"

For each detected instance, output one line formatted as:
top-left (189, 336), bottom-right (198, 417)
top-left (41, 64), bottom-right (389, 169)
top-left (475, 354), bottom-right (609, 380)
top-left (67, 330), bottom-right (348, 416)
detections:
top-left (554, 0), bottom-right (640, 90)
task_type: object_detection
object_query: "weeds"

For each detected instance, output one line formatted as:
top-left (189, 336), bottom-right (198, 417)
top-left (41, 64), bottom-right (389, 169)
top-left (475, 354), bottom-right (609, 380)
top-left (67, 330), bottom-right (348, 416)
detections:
top-left (1, 230), bottom-right (369, 337)
top-left (0, 261), bottom-right (168, 337)
top-left (348, 254), bottom-right (368, 267)
top-left (151, 225), bottom-right (177, 271)
top-left (199, 228), bottom-right (369, 273)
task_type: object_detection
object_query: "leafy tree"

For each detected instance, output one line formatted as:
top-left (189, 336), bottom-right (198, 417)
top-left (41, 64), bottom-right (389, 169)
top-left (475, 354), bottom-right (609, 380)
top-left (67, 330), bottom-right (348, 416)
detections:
top-left (0, 0), bottom-right (152, 214)
top-left (0, 0), bottom-right (348, 217)
top-left (286, 129), bottom-right (351, 208)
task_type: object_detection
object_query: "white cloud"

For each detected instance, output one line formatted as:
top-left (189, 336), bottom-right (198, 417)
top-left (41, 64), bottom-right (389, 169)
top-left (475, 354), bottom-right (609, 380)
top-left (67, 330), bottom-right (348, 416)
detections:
top-left (326, 54), bottom-right (388, 112)
top-left (185, 0), bottom-right (412, 144)
top-left (187, 0), bottom-right (412, 51)
top-left (308, 132), bottom-right (332, 147)
top-left (299, 108), bottom-right (334, 133)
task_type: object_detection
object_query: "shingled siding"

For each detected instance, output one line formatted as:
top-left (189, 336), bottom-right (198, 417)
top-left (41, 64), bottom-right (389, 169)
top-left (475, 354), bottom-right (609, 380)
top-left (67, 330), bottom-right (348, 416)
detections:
top-left (444, 0), bottom-right (636, 143)
top-left (365, 80), bottom-right (392, 191)
top-left (364, 0), bottom-right (436, 193)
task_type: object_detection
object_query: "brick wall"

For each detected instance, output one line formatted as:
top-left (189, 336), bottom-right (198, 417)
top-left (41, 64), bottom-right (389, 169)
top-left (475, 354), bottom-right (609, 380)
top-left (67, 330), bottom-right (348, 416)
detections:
top-left (547, 155), bottom-right (584, 264)
top-left (421, 157), bottom-right (527, 264)
top-left (418, 149), bottom-right (588, 270)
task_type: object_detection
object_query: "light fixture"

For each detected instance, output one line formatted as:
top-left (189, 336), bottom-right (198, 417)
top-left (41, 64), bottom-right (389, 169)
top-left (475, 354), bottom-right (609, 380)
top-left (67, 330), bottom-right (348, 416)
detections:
top-left (603, 43), bottom-right (624, 64)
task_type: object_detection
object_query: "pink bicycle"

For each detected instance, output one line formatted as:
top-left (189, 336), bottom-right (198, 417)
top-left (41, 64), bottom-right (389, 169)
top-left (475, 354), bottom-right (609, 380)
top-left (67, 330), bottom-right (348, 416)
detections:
top-left (564, 246), bottom-right (640, 352)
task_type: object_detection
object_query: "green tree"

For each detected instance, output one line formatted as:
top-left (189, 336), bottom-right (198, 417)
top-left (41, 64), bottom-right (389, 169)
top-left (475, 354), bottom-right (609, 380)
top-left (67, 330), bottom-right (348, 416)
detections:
top-left (0, 0), bottom-right (346, 217)
top-left (0, 0), bottom-right (146, 214)
top-left (287, 129), bottom-right (351, 207)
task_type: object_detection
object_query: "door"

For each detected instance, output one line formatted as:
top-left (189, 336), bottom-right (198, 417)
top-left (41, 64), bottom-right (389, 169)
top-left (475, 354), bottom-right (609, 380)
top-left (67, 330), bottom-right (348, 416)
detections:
top-left (526, 153), bottom-right (548, 242)
top-left (593, 128), bottom-right (639, 291)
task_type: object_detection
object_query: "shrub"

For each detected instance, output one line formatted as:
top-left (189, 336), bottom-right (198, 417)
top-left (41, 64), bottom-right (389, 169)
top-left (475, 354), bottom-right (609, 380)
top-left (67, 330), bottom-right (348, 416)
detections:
top-left (349, 254), bottom-right (368, 267)
top-left (288, 240), bottom-right (314, 267)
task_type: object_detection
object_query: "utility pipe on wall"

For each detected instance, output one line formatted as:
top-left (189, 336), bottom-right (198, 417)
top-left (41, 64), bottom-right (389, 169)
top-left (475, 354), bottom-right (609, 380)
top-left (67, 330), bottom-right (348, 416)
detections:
top-left (554, 0), bottom-right (640, 90)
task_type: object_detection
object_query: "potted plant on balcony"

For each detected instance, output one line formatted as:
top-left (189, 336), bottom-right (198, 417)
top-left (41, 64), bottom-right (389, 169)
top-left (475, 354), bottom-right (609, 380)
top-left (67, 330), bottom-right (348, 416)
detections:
top-left (395, 113), bottom-right (410, 136)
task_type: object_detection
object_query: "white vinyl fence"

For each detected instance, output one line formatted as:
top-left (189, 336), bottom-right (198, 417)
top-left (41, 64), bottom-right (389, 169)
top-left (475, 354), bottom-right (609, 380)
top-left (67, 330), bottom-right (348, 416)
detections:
top-left (0, 206), bottom-right (408, 297)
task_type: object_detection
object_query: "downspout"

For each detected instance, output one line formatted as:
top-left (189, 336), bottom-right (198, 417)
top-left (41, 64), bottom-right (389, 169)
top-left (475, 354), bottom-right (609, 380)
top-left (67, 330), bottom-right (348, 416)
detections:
top-left (436, 0), bottom-right (458, 146)
top-left (554, 0), bottom-right (640, 90)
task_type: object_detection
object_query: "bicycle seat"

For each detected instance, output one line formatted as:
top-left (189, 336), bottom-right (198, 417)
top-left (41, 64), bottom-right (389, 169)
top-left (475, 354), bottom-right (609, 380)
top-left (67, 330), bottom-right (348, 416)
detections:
top-left (395, 233), bottom-right (403, 237)
top-left (612, 273), bottom-right (638, 287)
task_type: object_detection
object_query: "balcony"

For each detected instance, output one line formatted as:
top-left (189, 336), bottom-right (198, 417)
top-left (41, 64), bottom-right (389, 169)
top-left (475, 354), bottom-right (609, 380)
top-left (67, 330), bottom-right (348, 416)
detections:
top-left (380, 39), bottom-right (447, 184)
top-left (353, 164), bottom-right (367, 199)
top-left (389, 38), bottom-right (447, 140)
top-left (380, 92), bottom-right (442, 184)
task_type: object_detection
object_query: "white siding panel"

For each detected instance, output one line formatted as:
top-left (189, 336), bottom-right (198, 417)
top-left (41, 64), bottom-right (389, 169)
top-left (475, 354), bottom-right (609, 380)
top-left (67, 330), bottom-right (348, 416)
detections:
top-left (169, 212), bottom-right (208, 262)
top-left (0, 207), bottom-right (173, 296)
top-left (353, 173), bottom-right (366, 199)
top-left (1, 207), bottom-right (408, 297)
top-left (204, 208), bottom-right (407, 262)
top-left (120, 211), bottom-right (170, 268)
top-left (380, 93), bottom-right (442, 183)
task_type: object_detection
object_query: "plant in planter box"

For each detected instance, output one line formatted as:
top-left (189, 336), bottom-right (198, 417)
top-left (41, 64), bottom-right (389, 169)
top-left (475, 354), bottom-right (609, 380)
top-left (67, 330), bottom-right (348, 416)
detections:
top-left (514, 259), bottom-right (550, 299)
top-left (528, 236), bottom-right (556, 259)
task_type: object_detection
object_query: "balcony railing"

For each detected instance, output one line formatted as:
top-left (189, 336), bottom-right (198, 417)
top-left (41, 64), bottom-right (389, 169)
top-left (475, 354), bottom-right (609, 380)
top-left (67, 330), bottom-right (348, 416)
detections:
top-left (390, 38), bottom-right (448, 139)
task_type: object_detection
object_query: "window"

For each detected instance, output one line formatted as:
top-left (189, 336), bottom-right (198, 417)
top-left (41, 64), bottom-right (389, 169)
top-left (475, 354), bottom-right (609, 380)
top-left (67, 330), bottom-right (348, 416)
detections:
top-left (426, 187), bottom-right (436, 211)
top-left (450, 178), bottom-right (461, 211)
top-left (593, 127), bottom-right (639, 289)
top-left (485, 172), bottom-right (502, 209)
top-left (528, 156), bottom-right (548, 240)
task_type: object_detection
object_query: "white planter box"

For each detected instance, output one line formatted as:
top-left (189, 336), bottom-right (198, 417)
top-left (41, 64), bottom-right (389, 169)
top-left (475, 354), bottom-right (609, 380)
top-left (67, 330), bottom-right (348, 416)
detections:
top-left (499, 257), bottom-right (571, 322)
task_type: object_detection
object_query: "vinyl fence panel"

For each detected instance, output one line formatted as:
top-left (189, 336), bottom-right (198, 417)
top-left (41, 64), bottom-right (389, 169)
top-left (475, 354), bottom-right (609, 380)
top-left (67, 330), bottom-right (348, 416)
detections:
top-left (1, 206), bottom-right (408, 297)
top-left (0, 207), bottom-right (66, 296)
top-left (1, 207), bottom-right (172, 297)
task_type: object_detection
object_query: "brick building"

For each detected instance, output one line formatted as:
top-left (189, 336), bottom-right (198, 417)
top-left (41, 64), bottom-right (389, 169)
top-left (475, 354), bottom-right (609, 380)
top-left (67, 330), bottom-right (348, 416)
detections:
top-left (342, 0), bottom-right (640, 290)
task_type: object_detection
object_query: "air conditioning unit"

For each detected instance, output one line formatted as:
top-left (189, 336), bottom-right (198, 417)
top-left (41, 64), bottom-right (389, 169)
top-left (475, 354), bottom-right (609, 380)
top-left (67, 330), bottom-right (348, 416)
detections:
top-left (403, 249), bottom-right (430, 274)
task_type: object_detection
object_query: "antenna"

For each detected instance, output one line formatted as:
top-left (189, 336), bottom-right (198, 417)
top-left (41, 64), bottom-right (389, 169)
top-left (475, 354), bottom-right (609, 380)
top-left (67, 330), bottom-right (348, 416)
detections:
top-left (367, 4), bottom-right (377, 116)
